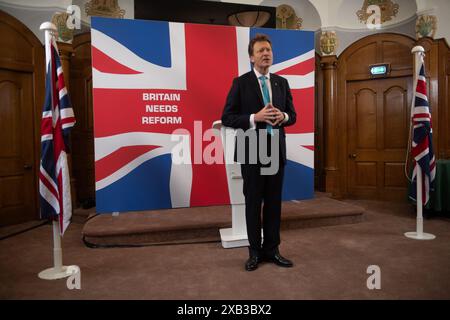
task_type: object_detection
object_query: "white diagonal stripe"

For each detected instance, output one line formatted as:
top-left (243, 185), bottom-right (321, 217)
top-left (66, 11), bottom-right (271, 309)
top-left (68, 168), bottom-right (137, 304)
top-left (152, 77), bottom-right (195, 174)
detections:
top-left (91, 23), bottom-right (186, 89)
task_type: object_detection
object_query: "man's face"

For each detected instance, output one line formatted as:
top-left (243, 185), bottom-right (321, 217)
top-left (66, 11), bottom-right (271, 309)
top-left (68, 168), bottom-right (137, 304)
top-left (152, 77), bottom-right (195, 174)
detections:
top-left (250, 41), bottom-right (273, 70)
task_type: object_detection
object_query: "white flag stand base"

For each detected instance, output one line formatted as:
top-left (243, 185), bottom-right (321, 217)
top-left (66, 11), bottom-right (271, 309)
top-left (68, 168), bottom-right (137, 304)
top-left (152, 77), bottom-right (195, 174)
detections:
top-left (38, 265), bottom-right (78, 280)
top-left (404, 231), bottom-right (436, 240)
top-left (38, 220), bottom-right (79, 280)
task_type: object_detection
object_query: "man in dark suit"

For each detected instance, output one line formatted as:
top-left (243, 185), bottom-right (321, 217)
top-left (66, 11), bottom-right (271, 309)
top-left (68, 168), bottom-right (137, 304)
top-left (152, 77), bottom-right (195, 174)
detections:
top-left (221, 34), bottom-right (297, 271)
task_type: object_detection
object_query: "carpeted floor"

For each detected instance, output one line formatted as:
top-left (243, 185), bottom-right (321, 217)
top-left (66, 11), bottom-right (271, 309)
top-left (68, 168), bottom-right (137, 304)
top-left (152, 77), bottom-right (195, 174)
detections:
top-left (1, 199), bottom-right (449, 299)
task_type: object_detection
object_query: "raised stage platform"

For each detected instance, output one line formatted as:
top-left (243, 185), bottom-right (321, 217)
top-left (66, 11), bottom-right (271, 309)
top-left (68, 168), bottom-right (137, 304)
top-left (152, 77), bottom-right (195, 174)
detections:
top-left (79, 194), bottom-right (365, 247)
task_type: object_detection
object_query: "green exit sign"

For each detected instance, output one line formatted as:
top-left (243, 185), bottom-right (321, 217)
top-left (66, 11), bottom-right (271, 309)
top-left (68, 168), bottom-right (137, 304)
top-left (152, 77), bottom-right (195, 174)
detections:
top-left (369, 63), bottom-right (390, 76)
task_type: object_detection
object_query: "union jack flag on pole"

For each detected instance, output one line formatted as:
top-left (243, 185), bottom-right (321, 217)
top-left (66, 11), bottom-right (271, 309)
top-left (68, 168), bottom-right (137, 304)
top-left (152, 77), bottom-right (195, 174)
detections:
top-left (409, 51), bottom-right (436, 206)
top-left (39, 35), bottom-right (76, 235)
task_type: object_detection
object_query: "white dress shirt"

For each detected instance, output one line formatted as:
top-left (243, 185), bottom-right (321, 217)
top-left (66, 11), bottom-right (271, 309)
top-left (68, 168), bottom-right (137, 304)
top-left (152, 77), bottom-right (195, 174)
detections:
top-left (249, 68), bottom-right (289, 129)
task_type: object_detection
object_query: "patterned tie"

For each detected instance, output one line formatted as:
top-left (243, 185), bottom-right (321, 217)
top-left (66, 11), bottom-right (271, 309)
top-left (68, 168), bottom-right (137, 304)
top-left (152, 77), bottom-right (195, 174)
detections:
top-left (258, 75), bottom-right (273, 136)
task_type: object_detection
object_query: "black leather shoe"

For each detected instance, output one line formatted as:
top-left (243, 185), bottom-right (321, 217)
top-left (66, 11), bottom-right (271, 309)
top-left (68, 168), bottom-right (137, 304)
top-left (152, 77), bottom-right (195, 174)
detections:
top-left (245, 256), bottom-right (260, 271)
top-left (266, 253), bottom-right (293, 268)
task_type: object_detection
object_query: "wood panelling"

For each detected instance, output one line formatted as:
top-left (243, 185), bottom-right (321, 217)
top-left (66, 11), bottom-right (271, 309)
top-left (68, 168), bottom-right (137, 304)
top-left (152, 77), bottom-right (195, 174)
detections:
top-left (0, 21), bottom-right (32, 65)
top-left (438, 39), bottom-right (450, 159)
top-left (0, 72), bottom-right (36, 225)
top-left (346, 42), bottom-right (377, 77)
top-left (320, 55), bottom-right (338, 196)
top-left (447, 48), bottom-right (450, 157)
top-left (355, 88), bottom-right (377, 148)
top-left (414, 37), bottom-right (450, 160)
top-left (314, 54), bottom-right (324, 190)
top-left (355, 162), bottom-right (377, 187)
top-left (383, 85), bottom-right (408, 149)
top-left (0, 10), bottom-right (44, 226)
top-left (346, 76), bottom-right (412, 200)
top-left (332, 33), bottom-right (416, 200)
top-left (70, 33), bottom-right (95, 205)
top-left (384, 162), bottom-right (405, 187)
top-left (381, 40), bottom-right (413, 71)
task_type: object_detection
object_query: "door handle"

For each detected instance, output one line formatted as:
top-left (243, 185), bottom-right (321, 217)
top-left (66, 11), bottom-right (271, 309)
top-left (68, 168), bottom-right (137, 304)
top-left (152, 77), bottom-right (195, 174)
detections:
top-left (349, 154), bottom-right (357, 159)
top-left (24, 164), bottom-right (32, 170)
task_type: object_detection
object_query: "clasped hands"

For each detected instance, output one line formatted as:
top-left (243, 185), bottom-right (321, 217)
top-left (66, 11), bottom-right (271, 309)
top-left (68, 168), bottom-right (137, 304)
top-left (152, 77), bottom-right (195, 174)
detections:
top-left (254, 103), bottom-right (285, 126)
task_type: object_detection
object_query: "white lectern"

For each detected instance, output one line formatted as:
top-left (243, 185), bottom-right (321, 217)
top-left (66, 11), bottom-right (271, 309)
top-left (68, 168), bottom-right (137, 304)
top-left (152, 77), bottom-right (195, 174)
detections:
top-left (212, 121), bottom-right (263, 248)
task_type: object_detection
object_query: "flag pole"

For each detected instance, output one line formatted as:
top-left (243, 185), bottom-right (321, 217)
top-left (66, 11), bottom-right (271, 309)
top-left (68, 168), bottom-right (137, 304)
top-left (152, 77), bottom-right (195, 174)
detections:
top-left (38, 22), bottom-right (79, 280)
top-left (404, 46), bottom-right (435, 241)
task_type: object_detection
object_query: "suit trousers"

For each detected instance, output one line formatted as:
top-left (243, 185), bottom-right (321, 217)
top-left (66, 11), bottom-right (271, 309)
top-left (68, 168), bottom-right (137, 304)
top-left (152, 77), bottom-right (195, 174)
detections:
top-left (241, 163), bottom-right (285, 258)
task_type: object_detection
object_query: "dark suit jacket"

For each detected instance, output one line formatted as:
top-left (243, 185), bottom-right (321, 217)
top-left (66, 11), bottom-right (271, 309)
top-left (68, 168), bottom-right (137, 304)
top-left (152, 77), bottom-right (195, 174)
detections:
top-left (221, 71), bottom-right (297, 164)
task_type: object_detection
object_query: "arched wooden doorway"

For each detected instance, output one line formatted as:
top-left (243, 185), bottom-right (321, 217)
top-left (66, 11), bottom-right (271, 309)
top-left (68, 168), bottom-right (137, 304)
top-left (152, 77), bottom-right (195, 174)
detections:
top-left (337, 33), bottom-right (415, 201)
top-left (0, 10), bottom-right (45, 226)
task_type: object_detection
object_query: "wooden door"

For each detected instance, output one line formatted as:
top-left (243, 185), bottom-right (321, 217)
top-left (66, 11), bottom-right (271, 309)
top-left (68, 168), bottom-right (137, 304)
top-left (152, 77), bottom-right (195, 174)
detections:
top-left (70, 33), bottom-right (95, 205)
top-left (347, 76), bottom-right (412, 200)
top-left (0, 70), bottom-right (36, 226)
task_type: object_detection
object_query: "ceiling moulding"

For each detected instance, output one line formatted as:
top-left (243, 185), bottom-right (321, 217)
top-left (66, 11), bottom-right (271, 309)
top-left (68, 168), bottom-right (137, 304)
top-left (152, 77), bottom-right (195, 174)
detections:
top-left (325, 14), bottom-right (417, 33)
top-left (0, 1), bottom-right (68, 12)
top-left (416, 8), bottom-right (436, 16)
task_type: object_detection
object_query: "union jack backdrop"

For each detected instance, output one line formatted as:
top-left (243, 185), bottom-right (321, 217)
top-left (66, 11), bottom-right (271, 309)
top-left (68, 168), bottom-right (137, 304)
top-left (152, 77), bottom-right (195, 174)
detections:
top-left (91, 17), bottom-right (314, 213)
top-left (39, 37), bottom-right (76, 234)
top-left (409, 52), bottom-right (436, 205)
